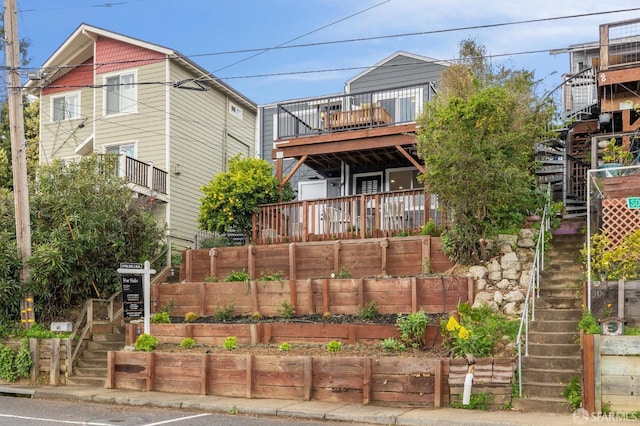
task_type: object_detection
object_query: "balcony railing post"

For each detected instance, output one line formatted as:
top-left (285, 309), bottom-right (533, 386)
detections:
top-left (147, 161), bottom-right (154, 191)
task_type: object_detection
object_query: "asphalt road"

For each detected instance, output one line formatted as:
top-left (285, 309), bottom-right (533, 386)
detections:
top-left (0, 396), bottom-right (371, 426)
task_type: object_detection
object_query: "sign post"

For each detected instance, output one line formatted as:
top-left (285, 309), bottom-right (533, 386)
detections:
top-left (117, 261), bottom-right (156, 335)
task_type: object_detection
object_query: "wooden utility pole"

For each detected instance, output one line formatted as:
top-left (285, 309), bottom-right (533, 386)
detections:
top-left (4, 0), bottom-right (34, 327)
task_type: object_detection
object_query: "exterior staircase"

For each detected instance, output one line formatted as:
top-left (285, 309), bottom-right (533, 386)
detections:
top-left (514, 228), bottom-right (585, 413)
top-left (66, 322), bottom-right (125, 387)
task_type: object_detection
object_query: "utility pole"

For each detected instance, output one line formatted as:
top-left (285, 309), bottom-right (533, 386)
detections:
top-left (4, 0), bottom-right (34, 327)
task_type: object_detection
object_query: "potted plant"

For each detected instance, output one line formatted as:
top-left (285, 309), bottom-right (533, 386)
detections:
top-left (599, 138), bottom-right (631, 177)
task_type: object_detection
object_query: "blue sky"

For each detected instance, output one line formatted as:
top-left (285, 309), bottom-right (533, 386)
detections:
top-left (15, 0), bottom-right (640, 105)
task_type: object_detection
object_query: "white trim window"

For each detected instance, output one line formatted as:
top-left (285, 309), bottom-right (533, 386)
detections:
top-left (51, 92), bottom-right (80, 121)
top-left (229, 102), bottom-right (243, 120)
top-left (104, 71), bottom-right (136, 115)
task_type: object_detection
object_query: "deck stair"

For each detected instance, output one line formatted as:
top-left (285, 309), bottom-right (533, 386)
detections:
top-left (514, 227), bottom-right (585, 413)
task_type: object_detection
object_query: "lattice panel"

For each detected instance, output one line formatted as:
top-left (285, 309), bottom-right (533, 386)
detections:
top-left (602, 198), bottom-right (640, 246)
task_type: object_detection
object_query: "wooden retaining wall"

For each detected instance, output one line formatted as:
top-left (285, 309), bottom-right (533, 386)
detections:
top-left (184, 236), bottom-right (452, 283)
top-left (0, 338), bottom-right (70, 385)
top-left (125, 323), bottom-right (443, 347)
top-left (107, 350), bottom-right (449, 407)
top-left (582, 334), bottom-right (640, 414)
top-left (151, 277), bottom-right (473, 318)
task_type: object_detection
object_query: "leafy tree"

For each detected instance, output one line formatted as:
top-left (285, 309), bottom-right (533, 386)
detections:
top-left (0, 98), bottom-right (39, 188)
top-left (198, 156), bottom-right (294, 241)
top-left (0, 155), bottom-right (164, 323)
top-left (417, 38), bottom-right (552, 264)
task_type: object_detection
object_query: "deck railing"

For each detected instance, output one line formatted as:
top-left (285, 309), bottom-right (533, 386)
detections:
top-left (276, 82), bottom-right (436, 139)
top-left (252, 189), bottom-right (445, 244)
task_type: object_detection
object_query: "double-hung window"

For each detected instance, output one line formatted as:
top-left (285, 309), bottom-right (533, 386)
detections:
top-left (105, 72), bottom-right (136, 115)
top-left (52, 93), bottom-right (79, 121)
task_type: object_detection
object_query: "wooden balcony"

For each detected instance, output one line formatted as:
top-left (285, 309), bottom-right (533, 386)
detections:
top-left (104, 154), bottom-right (168, 201)
top-left (252, 189), bottom-right (445, 244)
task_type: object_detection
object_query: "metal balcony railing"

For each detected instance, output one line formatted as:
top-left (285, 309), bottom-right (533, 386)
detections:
top-left (276, 83), bottom-right (437, 139)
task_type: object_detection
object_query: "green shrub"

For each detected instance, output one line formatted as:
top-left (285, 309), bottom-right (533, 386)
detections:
top-left (278, 342), bottom-right (291, 352)
top-left (0, 344), bottom-right (17, 382)
top-left (223, 336), bottom-right (237, 350)
top-left (15, 323), bottom-right (69, 339)
top-left (259, 271), bottom-right (284, 281)
top-left (214, 303), bottom-right (235, 322)
top-left (180, 338), bottom-right (196, 349)
top-left (562, 377), bottom-right (582, 410)
top-left (151, 311), bottom-right (170, 324)
top-left (625, 326), bottom-right (640, 336)
top-left (332, 267), bottom-right (351, 279)
top-left (276, 301), bottom-right (295, 319)
top-left (381, 338), bottom-right (406, 352)
top-left (204, 275), bottom-right (219, 282)
top-left (15, 339), bottom-right (32, 379)
top-left (359, 301), bottom-right (379, 321)
top-left (134, 334), bottom-right (159, 352)
top-left (225, 269), bottom-right (249, 282)
top-left (184, 312), bottom-right (200, 323)
top-left (326, 340), bottom-right (342, 353)
top-left (577, 309), bottom-right (600, 335)
top-left (419, 219), bottom-right (440, 236)
top-left (396, 310), bottom-right (430, 348)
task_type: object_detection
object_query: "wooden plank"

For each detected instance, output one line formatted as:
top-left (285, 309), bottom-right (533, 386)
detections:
top-left (303, 356), bottom-right (312, 401)
top-left (601, 374), bottom-right (640, 396)
top-left (618, 279), bottom-right (624, 319)
top-left (411, 277), bottom-right (417, 313)
top-left (210, 248), bottom-right (217, 279)
top-left (246, 354), bottom-right (253, 399)
top-left (381, 239), bottom-right (388, 276)
top-left (107, 351), bottom-right (115, 389)
top-left (200, 282), bottom-right (206, 316)
top-left (363, 357), bottom-right (372, 405)
top-left (289, 243), bottom-right (296, 281)
top-left (600, 336), bottom-right (640, 356)
top-left (147, 352), bottom-right (155, 392)
top-left (582, 333), bottom-right (595, 414)
top-left (322, 279), bottom-right (330, 315)
top-left (250, 280), bottom-right (259, 314)
top-left (306, 279), bottom-right (314, 315)
top-left (603, 395), bottom-right (640, 413)
top-left (601, 356), bottom-right (640, 375)
top-left (594, 334), bottom-right (602, 413)
top-left (333, 241), bottom-right (341, 273)
top-left (29, 338), bottom-right (39, 382)
top-left (50, 338), bottom-right (60, 386)
top-left (434, 358), bottom-right (442, 408)
top-left (200, 354), bottom-right (207, 395)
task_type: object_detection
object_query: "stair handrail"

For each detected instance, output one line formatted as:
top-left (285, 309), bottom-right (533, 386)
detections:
top-left (515, 189), bottom-right (551, 398)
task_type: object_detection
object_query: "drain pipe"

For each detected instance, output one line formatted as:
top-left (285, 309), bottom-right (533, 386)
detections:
top-left (462, 353), bottom-right (475, 405)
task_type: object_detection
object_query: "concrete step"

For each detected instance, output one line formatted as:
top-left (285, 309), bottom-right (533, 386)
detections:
top-left (529, 320), bottom-right (578, 333)
top-left (513, 396), bottom-right (573, 414)
top-left (528, 343), bottom-right (581, 357)
top-left (92, 333), bottom-right (126, 343)
top-left (535, 309), bottom-right (581, 321)
top-left (76, 358), bottom-right (107, 368)
top-left (73, 366), bottom-right (107, 377)
top-left (80, 350), bottom-right (108, 360)
top-left (519, 381), bottom-right (566, 400)
top-left (537, 297), bottom-right (582, 310)
top-left (87, 341), bottom-right (124, 351)
top-left (521, 355), bottom-right (581, 370)
top-left (528, 331), bottom-right (578, 345)
top-left (66, 376), bottom-right (106, 388)
top-left (538, 288), bottom-right (580, 298)
top-left (521, 368), bottom-right (581, 384)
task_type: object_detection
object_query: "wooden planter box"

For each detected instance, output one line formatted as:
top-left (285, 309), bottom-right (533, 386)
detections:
top-left (126, 323), bottom-right (443, 347)
top-left (107, 350), bottom-right (448, 407)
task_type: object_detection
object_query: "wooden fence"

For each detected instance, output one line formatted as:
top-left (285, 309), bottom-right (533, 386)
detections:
top-left (107, 350), bottom-right (448, 407)
top-left (582, 334), bottom-right (640, 413)
top-left (124, 323), bottom-right (443, 347)
top-left (181, 236), bottom-right (452, 283)
top-left (151, 277), bottom-right (473, 318)
top-left (585, 280), bottom-right (640, 327)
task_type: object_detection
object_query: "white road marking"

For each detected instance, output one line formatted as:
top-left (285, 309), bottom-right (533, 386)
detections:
top-left (143, 413), bottom-right (212, 425)
top-left (0, 413), bottom-right (113, 425)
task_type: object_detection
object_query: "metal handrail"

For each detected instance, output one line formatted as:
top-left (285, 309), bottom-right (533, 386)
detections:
top-left (516, 187), bottom-right (551, 398)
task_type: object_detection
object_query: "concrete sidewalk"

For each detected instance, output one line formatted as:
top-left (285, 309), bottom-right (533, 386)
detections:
top-left (0, 384), bottom-right (603, 425)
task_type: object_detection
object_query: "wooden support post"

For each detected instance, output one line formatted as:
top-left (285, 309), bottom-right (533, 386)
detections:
top-left (358, 278), bottom-right (364, 311)
top-left (333, 241), bottom-right (341, 273)
top-left (363, 357), bottom-right (372, 405)
top-left (186, 250), bottom-right (193, 282)
top-left (380, 239), bottom-right (388, 276)
top-left (263, 323), bottom-right (272, 344)
top-left (250, 280), bottom-right (259, 314)
top-left (593, 334), bottom-right (602, 413)
top-left (618, 279), bottom-right (625, 318)
top-left (289, 243), bottom-right (297, 282)
top-left (186, 324), bottom-right (194, 339)
top-left (29, 338), bottom-right (39, 382)
top-left (322, 279), bottom-right (330, 315)
top-left (106, 351), bottom-right (115, 389)
top-left (411, 277), bottom-right (418, 313)
top-left (582, 333), bottom-right (595, 415)
top-left (303, 356), bottom-right (312, 401)
top-left (348, 325), bottom-right (356, 344)
top-left (246, 354), bottom-right (254, 399)
top-left (248, 245), bottom-right (256, 280)
top-left (200, 354), bottom-right (208, 395)
top-left (210, 248), bottom-right (218, 280)
top-left (151, 284), bottom-right (159, 314)
top-left (422, 237), bottom-right (431, 274)
top-left (250, 324), bottom-right (258, 345)
top-left (307, 279), bottom-right (315, 314)
top-left (434, 358), bottom-right (442, 408)
top-left (146, 352), bottom-right (155, 392)
top-left (65, 338), bottom-right (72, 378)
top-left (200, 282), bottom-right (207, 316)
top-left (467, 276), bottom-right (475, 306)
top-left (50, 338), bottom-right (60, 386)
top-left (302, 201), bottom-right (309, 242)
top-left (289, 279), bottom-right (297, 313)
top-left (360, 195), bottom-right (366, 239)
